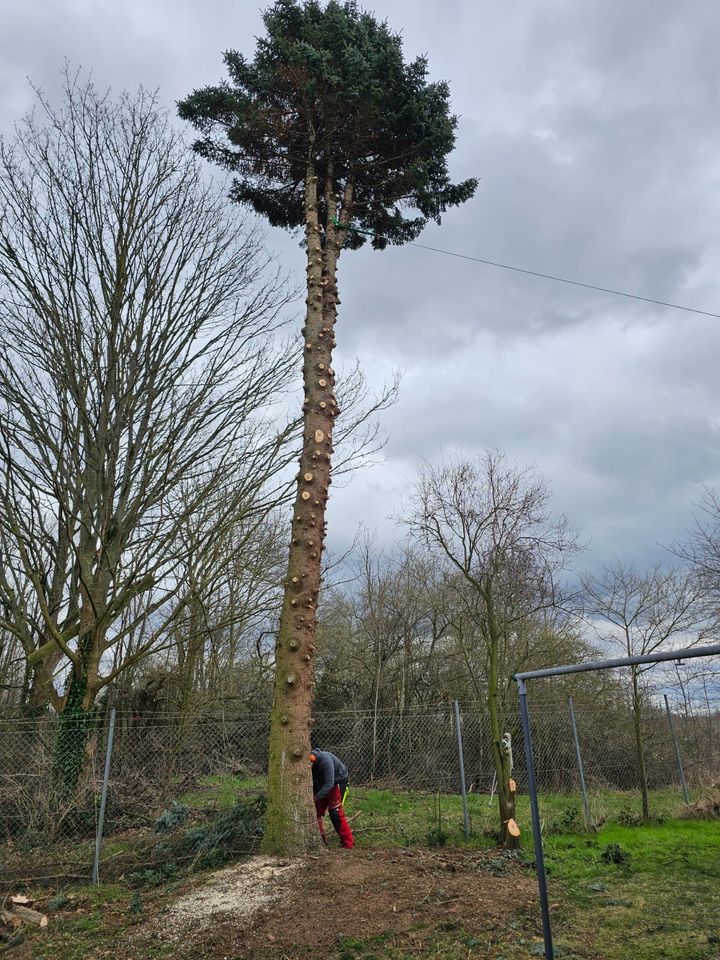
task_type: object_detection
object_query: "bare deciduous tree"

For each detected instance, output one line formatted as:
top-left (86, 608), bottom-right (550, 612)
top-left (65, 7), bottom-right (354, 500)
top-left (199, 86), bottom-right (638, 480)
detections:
top-left (0, 75), bottom-right (298, 788)
top-left (580, 559), bottom-right (702, 817)
top-left (675, 487), bottom-right (720, 636)
top-left (404, 450), bottom-right (577, 847)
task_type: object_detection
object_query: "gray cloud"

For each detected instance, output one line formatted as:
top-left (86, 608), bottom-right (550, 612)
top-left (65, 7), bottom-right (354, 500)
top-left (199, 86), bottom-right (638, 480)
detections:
top-left (3, 0), bottom-right (720, 572)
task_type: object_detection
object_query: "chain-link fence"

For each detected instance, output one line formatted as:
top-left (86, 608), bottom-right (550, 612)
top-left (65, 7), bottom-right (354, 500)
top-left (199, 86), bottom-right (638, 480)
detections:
top-left (1, 692), bottom-right (718, 887)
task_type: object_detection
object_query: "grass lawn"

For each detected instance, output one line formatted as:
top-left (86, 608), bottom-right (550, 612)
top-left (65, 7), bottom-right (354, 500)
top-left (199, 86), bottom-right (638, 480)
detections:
top-left (180, 773), bottom-right (266, 810)
top-left (542, 819), bottom-right (720, 960)
top-left (179, 772), bottom-right (695, 842)
top-left (347, 783), bottom-right (697, 847)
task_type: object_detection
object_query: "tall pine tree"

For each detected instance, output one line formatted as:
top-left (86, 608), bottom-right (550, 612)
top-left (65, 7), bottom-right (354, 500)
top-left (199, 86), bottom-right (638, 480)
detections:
top-left (179, 0), bottom-right (476, 853)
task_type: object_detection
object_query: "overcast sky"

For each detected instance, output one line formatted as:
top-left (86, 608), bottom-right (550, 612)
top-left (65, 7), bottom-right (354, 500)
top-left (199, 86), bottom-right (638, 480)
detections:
top-left (3, 0), bottom-right (720, 572)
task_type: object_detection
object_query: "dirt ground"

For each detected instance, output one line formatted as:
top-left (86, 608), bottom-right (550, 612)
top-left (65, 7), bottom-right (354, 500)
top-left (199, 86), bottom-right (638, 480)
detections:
top-left (6, 847), bottom-right (539, 960)
top-left (120, 847), bottom-right (538, 959)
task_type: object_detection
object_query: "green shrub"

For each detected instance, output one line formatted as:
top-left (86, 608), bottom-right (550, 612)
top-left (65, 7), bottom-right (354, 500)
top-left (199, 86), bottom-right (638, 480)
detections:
top-left (154, 801), bottom-right (190, 833)
top-left (617, 807), bottom-right (666, 827)
top-left (127, 863), bottom-right (178, 887)
top-left (426, 793), bottom-right (450, 847)
top-left (561, 804), bottom-right (582, 829)
top-left (600, 842), bottom-right (631, 867)
top-left (177, 794), bottom-right (265, 868)
top-left (426, 824), bottom-right (450, 847)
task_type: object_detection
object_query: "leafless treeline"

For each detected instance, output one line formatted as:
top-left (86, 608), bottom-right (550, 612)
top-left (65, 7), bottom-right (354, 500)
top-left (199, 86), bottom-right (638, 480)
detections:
top-left (0, 75), bottom-right (394, 750)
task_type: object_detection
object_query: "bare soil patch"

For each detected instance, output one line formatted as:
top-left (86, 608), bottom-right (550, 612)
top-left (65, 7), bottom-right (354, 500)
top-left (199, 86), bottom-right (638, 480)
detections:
top-left (126, 847), bottom-right (537, 959)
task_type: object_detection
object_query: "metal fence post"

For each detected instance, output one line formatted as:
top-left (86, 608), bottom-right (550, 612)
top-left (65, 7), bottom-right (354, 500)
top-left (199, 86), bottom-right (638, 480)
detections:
top-left (453, 700), bottom-right (470, 840)
top-left (92, 708), bottom-right (116, 885)
top-left (568, 696), bottom-right (592, 827)
top-left (518, 679), bottom-right (554, 960)
top-left (664, 694), bottom-right (690, 804)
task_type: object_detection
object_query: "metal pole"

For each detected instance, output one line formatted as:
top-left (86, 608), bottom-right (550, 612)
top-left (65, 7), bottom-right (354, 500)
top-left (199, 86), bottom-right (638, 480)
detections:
top-left (92, 708), bottom-right (116, 885)
top-left (664, 694), bottom-right (690, 804)
top-left (568, 696), bottom-right (592, 828)
top-left (518, 679), bottom-right (554, 959)
top-left (515, 642), bottom-right (720, 682)
top-left (454, 700), bottom-right (470, 840)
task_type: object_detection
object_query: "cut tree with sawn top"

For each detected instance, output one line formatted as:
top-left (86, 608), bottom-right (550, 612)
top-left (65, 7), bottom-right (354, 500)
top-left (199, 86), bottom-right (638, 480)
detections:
top-left (179, 0), bottom-right (476, 854)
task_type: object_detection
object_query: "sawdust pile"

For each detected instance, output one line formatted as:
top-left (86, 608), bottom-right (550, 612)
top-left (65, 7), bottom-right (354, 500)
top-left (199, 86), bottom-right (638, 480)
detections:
top-left (150, 857), bottom-right (300, 940)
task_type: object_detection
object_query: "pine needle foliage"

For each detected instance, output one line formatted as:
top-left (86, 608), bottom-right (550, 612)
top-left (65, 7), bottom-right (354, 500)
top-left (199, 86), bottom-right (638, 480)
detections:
top-left (178, 0), bottom-right (477, 248)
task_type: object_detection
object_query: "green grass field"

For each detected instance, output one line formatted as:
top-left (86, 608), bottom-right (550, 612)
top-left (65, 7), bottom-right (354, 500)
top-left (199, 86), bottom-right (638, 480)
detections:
top-left (542, 819), bottom-right (720, 959)
top-left (181, 772), bottom-right (696, 834)
top-left (345, 783), bottom-right (698, 846)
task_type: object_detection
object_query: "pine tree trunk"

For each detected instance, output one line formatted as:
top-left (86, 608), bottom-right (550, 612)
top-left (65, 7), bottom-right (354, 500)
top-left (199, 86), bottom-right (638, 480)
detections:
top-left (263, 164), bottom-right (346, 854)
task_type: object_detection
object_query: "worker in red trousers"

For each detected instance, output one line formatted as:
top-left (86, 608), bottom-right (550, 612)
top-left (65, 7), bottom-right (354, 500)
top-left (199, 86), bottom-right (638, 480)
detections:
top-left (310, 748), bottom-right (355, 848)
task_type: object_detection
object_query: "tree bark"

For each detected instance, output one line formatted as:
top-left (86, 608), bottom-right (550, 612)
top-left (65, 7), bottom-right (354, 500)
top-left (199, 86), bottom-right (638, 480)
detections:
top-left (20, 659), bottom-right (59, 717)
top-left (52, 638), bottom-right (97, 797)
top-left (263, 163), bottom-right (346, 854)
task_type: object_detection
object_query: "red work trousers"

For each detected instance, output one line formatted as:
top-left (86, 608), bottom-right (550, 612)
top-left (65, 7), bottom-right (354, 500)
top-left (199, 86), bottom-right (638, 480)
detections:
top-left (315, 783), bottom-right (354, 848)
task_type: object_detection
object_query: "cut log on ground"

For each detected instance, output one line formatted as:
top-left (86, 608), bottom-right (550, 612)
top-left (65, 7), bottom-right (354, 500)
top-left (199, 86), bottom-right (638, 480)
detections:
top-left (9, 906), bottom-right (48, 928)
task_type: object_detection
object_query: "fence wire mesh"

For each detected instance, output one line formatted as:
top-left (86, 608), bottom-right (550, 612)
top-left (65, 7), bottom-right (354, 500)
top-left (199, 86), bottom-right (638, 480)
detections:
top-left (0, 692), bottom-right (717, 886)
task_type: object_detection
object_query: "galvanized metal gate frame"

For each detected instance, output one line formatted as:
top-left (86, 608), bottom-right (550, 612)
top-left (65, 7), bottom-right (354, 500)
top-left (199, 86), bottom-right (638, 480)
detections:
top-left (514, 642), bottom-right (720, 959)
